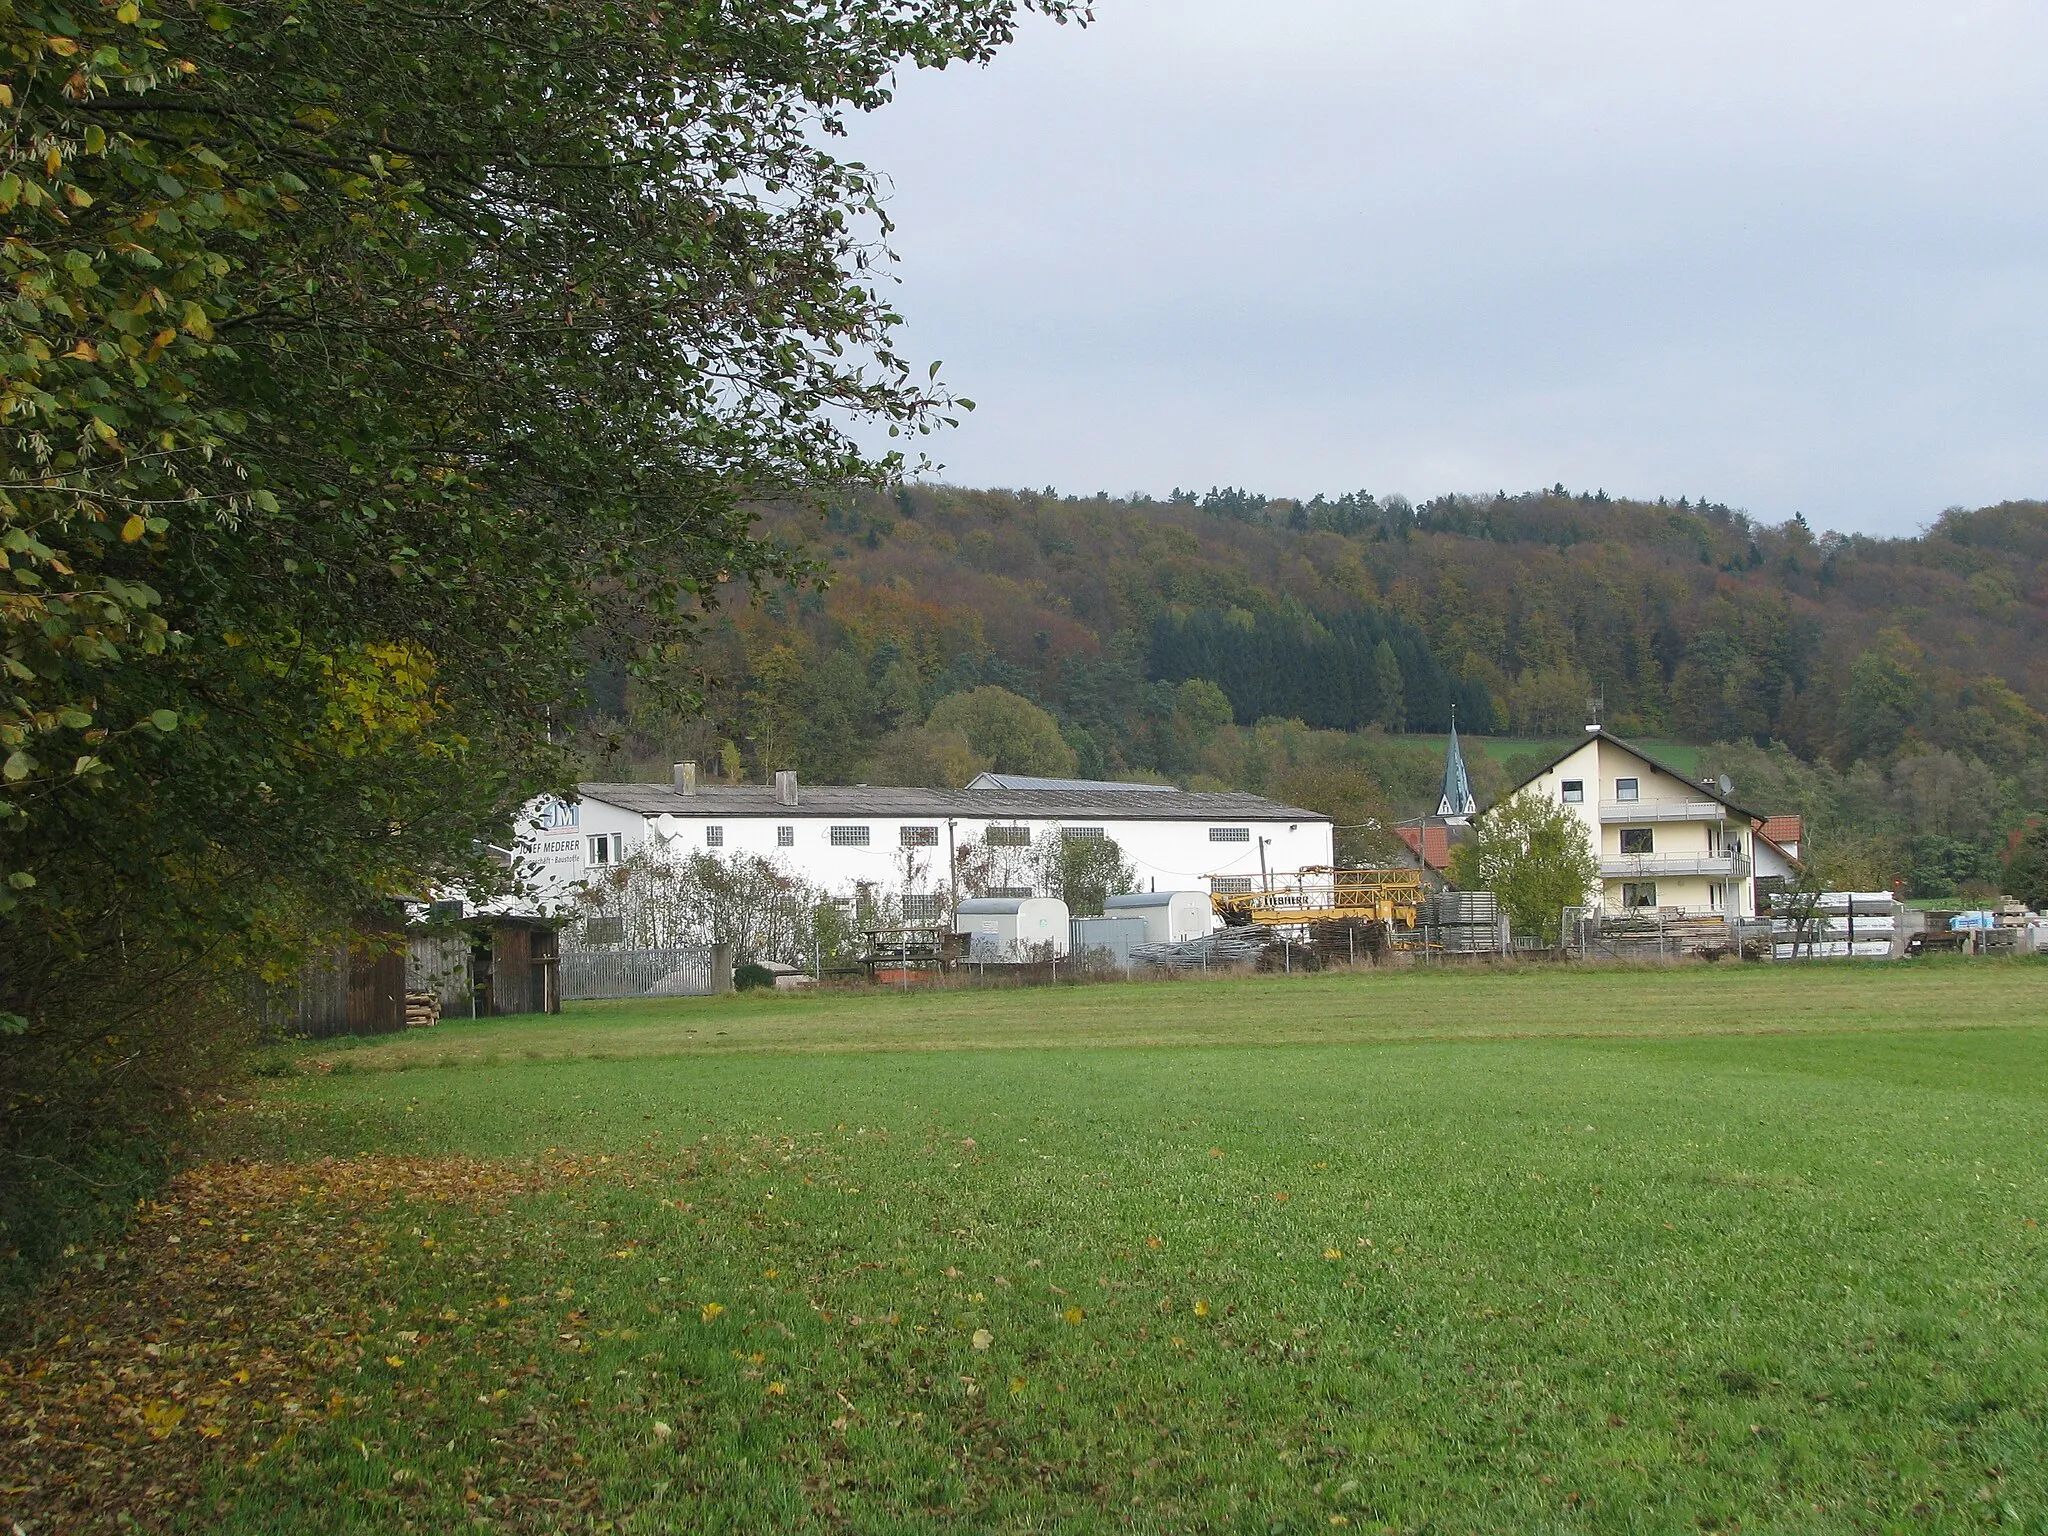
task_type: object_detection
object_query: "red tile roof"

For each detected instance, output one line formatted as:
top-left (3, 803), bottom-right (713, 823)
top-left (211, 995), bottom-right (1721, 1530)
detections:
top-left (1397, 824), bottom-right (1452, 871)
top-left (1760, 815), bottom-right (1802, 846)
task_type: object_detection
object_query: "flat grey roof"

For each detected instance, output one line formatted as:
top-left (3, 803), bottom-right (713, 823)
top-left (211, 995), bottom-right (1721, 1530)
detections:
top-left (578, 783), bottom-right (1327, 823)
top-left (966, 772), bottom-right (1175, 792)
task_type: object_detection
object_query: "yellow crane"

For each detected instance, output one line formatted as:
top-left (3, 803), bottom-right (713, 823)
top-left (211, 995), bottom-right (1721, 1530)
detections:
top-left (1212, 867), bottom-right (1426, 929)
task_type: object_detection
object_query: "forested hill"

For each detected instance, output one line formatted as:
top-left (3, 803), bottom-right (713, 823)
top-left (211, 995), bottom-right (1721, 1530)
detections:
top-left (599, 484), bottom-right (2048, 894)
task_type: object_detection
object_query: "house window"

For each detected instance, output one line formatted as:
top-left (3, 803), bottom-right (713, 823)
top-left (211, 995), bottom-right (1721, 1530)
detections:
top-left (1209, 826), bottom-right (1251, 842)
top-left (1212, 876), bottom-right (1257, 894)
top-left (902, 893), bottom-right (942, 924)
top-left (990, 886), bottom-right (1034, 899)
top-left (777, 825), bottom-right (794, 847)
top-left (587, 833), bottom-right (622, 867)
top-left (900, 825), bottom-right (940, 847)
top-left (1615, 777), bottom-right (1639, 802)
top-left (986, 825), bottom-right (1032, 847)
top-left (1063, 826), bottom-right (1105, 841)
top-left (583, 916), bottom-right (625, 947)
top-left (705, 825), bottom-right (724, 848)
top-left (1620, 827), bottom-right (1655, 855)
top-left (1561, 780), bottom-right (1584, 804)
top-left (830, 825), bottom-right (871, 847)
top-left (1621, 881), bottom-right (1657, 909)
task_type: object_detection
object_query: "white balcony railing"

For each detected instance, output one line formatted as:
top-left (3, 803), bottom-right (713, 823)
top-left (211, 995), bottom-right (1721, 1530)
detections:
top-left (1598, 800), bottom-right (1728, 823)
top-left (1600, 854), bottom-right (1751, 879)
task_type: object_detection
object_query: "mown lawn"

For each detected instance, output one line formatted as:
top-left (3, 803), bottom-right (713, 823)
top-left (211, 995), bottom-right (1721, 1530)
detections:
top-left (6, 961), bottom-right (2047, 1534)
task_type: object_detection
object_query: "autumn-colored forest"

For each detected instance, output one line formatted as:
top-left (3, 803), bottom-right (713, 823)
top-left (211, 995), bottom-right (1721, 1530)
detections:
top-left (592, 485), bottom-right (2048, 898)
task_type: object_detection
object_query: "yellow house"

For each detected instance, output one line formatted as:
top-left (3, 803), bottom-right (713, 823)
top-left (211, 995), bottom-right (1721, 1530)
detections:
top-left (1490, 729), bottom-right (1762, 919)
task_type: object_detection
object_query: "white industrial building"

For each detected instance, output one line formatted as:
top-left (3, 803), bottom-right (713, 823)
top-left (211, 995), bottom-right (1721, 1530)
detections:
top-left (514, 769), bottom-right (1333, 924)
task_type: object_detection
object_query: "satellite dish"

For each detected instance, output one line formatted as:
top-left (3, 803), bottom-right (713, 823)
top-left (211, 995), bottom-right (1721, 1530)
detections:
top-left (655, 813), bottom-right (680, 839)
top-left (1716, 774), bottom-right (1734, 796)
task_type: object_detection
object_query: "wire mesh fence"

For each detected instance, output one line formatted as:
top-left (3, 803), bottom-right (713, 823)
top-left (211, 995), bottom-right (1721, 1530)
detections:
top-left (558, 946), bottom-right (714, 1001)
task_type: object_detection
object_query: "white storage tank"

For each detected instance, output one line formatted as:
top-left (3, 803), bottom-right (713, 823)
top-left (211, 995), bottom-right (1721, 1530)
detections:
top-left (1102, 890), bottom-right (1215, 945)
top-left (955, 897), bottom-right (1072, 961)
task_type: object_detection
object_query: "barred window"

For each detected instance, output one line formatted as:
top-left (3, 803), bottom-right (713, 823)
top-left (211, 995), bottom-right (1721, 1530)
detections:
top-left (902, 893), bottom-right (943, 923)
top-left (900, 825), bottom-right (940, 847)
top-left (705, 825), bottom-right (724, 847)
top-left (986, 825), bottom-right (1032, 847)
top-left (1209, 826), bottom-right (1250, 842)
top-left (990, 886), bottom-right (1034, 899)
top-left (830, 825), bottom-right (871, 847)
top-left (1063, 826), bottom-right (1105, 841)
top-left (777, 825), bottom-right (794, 847)
top-left (1211, 876), bottom-right (1256, 894)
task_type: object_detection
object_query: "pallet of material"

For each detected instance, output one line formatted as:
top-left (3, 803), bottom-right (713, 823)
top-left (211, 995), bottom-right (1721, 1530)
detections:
top-left (404, 990), bottom-right (441, 1028)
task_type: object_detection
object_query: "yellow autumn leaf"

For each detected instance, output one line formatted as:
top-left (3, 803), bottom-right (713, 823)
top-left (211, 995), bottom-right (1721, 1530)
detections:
top-left (120, 515), bottom-right (146, 542)
top-left (66, 340), bottom-right (99, 361)
top-left (1193, 1299), bottom-right (1210, 1317)
top-left (46, 35), bottom-right (79, 57)
top-left (140, 1400), bottom-right (185, 1437)
top-left (1009, 1376), bottom-right (1027, 1394)
top-left (385, 1354), bottom-right (405, 1367)
top-left (971, 1328), bottom-right (993, 1351)
top-left (1324, 1248), bottom-right (1343, 1261)
top-left (699, 1302), bottom-right (724, 1323)
top-left (117, 0), bottom-right (141, 20)
top-left (765, 1380), bottom-right (787, 1396)
top-left (1061, 1305), bottom-right (1085, 1325)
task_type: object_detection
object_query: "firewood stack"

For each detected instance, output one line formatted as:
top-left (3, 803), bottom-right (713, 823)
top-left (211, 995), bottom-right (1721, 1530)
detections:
top-left (404, 990), bottom-right (441, 1029)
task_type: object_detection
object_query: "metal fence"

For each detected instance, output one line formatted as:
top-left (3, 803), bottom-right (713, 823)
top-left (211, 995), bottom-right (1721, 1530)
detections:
top-left (559, 946), bottom-right (714, 1000)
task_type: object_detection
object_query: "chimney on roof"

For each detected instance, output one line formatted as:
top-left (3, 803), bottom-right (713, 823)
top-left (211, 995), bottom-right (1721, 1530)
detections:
top-left (673, 761), bottom-right (698, 795)
top-left (775, 769), bottom-right (799, 806)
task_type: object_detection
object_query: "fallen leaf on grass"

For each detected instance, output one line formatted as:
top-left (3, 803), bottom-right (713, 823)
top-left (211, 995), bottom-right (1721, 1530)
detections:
top-left (971, 1329), bottom-right (993, 1351)
top-left (653, 1421), bottom-right (673, 1438)
top-left (1323, 1248), bottom-right (1343, 1261)
top-left (1062, 1306), bottom-right (1085, 1325)
top-left (700, 1302), bottom-right (725, 1323)
top-left (1193, 1300), bottom-right (1210, 1317)
top-left (766, 1381), bottom-right (788, 1396)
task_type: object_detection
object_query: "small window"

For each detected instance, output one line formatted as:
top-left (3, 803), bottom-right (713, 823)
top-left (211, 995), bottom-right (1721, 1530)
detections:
top-left (986, 825), bottom-right (1032, 847)
top-left (586, 833), bottom-right (621, 867)
top-left (1211, 876), bottom-right (1257, 895)
top-left (1621, 882), bottom-right (1657, 909)
top-left (990, 886), bottom-right (1034, 899)
top-left (777, 825), bottom-right (794, 847)
top-left (705, 825), bottom-right (724, 848)
top-left (1209, 826), bottom-right (1251, 842)
top-left (1063, 826), bottom-right (1105, 841)
top-left (829, 825), bottom-right (871, 846)
top-left (582, 916), bottom-right (625, 947)
top-left (1615, 777), bottom-right (1639, 802)
top-left (902, 893), bottom-right (942, 923)
top-left (900, 825), bottom-right (940, 847)
top-left (1561, 780), bottom-right (1584, 804)
top-left (1620, 827), bottom-right (1655, 855)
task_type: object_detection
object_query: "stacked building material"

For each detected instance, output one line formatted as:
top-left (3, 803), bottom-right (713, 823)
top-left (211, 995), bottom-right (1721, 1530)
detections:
top-left (404, 990), bottom-right (441, 1028)
top-left (1771, 892), bottom-right (1898, 959)
top-left (1130, 930), bottom-right (1273, 973)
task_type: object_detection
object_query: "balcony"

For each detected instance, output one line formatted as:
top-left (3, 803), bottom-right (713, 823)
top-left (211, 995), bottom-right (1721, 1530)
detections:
top-left (1598, 799), bottom-right (1728, 823)
top-left (1600, 853), bottom-right (1751, 880)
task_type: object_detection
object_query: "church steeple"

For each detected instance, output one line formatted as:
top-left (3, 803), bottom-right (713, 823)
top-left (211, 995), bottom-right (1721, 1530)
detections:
top-left (1436, 709), bottom-right (1475, 823)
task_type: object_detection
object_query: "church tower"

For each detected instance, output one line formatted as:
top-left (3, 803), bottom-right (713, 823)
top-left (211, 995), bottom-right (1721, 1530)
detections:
top-left (1435, 710), bottom-right (1476, 824)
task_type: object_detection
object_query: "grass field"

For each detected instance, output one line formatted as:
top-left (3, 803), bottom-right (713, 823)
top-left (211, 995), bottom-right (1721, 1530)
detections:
top-left (6, 961), bottom-right (2047, 1533)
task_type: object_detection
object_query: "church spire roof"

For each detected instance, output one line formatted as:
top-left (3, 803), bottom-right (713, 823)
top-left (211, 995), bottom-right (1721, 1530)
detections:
top-left (1436, 710), bottom-right (1475, 822)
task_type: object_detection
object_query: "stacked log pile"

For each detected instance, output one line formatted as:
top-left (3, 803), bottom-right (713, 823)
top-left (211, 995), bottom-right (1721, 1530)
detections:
top-left (404, 991), bottom-right (441, 1029)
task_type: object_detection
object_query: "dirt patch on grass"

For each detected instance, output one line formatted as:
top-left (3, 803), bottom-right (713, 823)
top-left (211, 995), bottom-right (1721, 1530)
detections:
top-left (0, 1154), bottom-right (608, 1533)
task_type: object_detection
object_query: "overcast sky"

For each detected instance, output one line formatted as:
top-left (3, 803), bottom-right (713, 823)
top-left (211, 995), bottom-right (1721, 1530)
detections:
top-left (839, 0), bottom-right (2048, 536)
